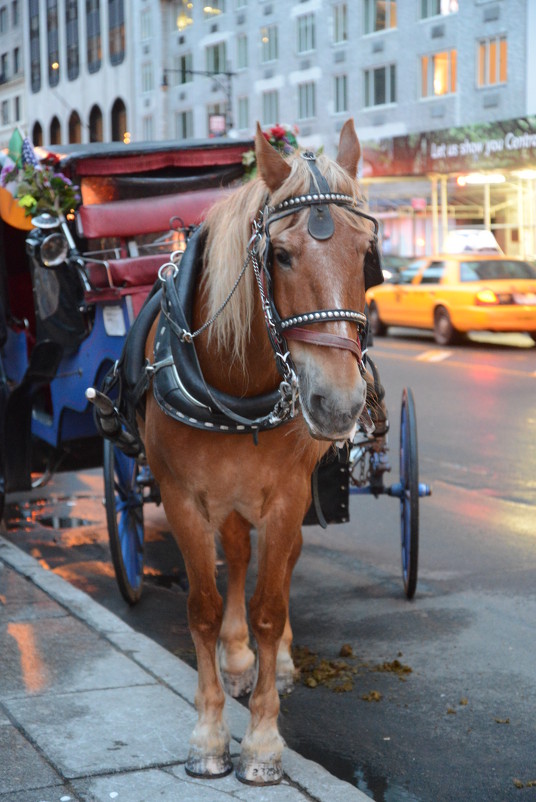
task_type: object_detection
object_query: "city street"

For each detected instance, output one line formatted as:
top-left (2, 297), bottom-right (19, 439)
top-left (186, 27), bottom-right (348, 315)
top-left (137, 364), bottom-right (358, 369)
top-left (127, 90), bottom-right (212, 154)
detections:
top-left (2, 329), bottom-right (535, 802)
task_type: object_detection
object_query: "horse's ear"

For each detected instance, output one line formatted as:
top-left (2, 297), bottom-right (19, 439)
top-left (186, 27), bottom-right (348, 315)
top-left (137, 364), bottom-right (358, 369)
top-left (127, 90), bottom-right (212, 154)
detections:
top-left (336, 119), bottom-right (361, 178)
top-left (255, 122), bottom-right (292, 192)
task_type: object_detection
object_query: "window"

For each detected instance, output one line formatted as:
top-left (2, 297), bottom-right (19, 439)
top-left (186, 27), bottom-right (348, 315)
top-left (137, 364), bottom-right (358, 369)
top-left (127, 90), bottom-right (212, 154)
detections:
top-left (298, 81), bottom-right (316, 119)
top-left (171, 52), bottom-right (192, 84)
top-left (0, 7), bottom-right (7, 33)
top-left (419, 262), bottom-right (445, 284)
top-left (14, 95), bottom-right (20, 121)
top-left (176, 110), bottom-right (194, 139)
top-left (29, 0), bottom-right (41, 92)
top-left (206, 41), bottom-right (227, 73)
top-left (236, 0), bottom-right (247, 7)
top-left (262, 90), bottom-right (278, 125)
top-left (86, 0), bottom-right (101, 74)
top-left (66, 0), bottom-right (79, 81)
top-left (140, 8), bottom-right (151, 39)
top-left (333, 3), bottom-right (347, 44)
top-left (12, 0), bottom-right (19, 26)
top-left (334, 74), bottom-right (348, 113)
top-left (477, 36), bottom-right (507, 87)
top-left (237, 33), bottom-right (248, 68)
top-left (237, 96), bottom-right (248, 129)
top-left (297, 14), bottom-right (315, 53)
top-left (1, 100), bottom-right (8, 125)
top-left (421, 50), bottom-right (456, 97)
top-left (13, 46), bottom-right (19, 73)
top-left (141, 62), bottom-right (153, 92)
top-left (142, 115), bottom-right (153, 140)
top-left (0, 52), bottom-right (6, 80)
top-left (47, 0), bottom-right (60, 87)
top-left (421, 0), bottom-right (458, 18)
top-left (364, 64), bottom-right (396, 106)
top-left (261, 25), bottom-right (278, 62)
top-left (204, 0), bottom-right (224, 18)
top-left (108, 0), bottom-right (125, 65)
top-left (364, 0), bottom-right (397, 33)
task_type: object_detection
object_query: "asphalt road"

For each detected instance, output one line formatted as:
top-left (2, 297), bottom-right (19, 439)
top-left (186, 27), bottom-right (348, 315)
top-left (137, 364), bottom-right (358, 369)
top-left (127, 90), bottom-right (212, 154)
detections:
top-left (3, 329), bottom-right (536, 802)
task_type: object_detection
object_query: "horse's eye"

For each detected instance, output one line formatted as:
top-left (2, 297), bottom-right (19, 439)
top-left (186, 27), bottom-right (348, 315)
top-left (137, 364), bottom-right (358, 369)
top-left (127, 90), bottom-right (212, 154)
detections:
top-left (274, 248), bottom-right (292, 269)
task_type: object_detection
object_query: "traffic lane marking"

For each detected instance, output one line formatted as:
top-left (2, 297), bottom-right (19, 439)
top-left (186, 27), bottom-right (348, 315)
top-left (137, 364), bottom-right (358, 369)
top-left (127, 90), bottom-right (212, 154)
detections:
top-left (416, 349), bottom-right (453, 362)
top-left (371, 347), bottom-right (536, 379)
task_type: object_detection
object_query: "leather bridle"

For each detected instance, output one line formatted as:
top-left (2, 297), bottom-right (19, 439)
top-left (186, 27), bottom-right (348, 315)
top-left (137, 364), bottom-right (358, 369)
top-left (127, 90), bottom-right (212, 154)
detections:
top-left (251, 151), bottom-right (383, 379)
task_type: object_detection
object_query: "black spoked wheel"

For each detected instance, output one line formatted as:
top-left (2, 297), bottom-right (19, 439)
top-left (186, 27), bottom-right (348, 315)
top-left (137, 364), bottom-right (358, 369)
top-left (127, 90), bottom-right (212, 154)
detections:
top-left (399, 388), bottom-right (419, 600)
top-left (104, 439), bottom-right (145, 605)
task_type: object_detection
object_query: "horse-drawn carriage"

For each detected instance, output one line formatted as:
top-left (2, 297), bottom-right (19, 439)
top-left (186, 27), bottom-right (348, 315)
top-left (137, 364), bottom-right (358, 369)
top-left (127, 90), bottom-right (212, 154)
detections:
top-left (1, 124), bottom-right (430, 785)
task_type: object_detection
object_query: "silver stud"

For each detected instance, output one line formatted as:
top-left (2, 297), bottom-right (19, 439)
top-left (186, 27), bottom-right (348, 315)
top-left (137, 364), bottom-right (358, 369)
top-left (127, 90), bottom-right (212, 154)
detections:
top-left (321, 312), bottom-right (327, 317)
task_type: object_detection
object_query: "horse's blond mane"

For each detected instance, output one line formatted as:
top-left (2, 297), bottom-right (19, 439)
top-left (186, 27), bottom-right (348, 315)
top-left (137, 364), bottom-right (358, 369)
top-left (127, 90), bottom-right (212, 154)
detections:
top-left (201, 150), bottom-right (367, 366)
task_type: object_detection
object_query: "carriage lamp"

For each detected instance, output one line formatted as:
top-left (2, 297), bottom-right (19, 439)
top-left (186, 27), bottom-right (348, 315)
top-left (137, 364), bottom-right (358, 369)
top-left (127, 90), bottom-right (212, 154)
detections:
top-left (40, 232), bottom-right (69, 267)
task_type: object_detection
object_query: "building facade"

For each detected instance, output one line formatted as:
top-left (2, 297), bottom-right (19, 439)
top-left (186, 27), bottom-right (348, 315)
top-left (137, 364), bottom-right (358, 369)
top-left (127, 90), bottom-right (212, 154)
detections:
top-left (2, 0), bottom-right (536, 255)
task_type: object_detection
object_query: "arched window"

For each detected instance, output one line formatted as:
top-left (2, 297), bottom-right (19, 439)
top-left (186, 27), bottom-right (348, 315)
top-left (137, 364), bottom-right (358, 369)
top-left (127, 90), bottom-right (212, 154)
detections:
top-left (89, 105), bottom-right (103, 142)
top-left (66, 0), bottom-right (80, 81)
top-left (111, 98), bottom-right (127, 142)
top-left (29, 0), bottom-right (41, 93)
top-left (109, 0), bottom-right (125, 65)
top-left (32, 121), bottom-right (43, 146)
top-left (50, 116), bottom-right (61, 145)
top-left (68, 111), bottom-right (82, 143)
top-left (47, 0), bottom-right (60, 87)
top-left (87, 0), bottom-right (101, 74)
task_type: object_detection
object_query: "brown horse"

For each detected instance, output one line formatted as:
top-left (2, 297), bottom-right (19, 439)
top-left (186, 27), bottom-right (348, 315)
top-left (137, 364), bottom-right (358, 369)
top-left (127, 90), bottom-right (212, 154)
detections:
top-left (140, 119), bottom-right (379, 785)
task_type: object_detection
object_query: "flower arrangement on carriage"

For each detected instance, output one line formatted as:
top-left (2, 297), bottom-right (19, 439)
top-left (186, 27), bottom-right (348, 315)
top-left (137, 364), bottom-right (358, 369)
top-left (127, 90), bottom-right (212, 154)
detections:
top-left (242, 123), bottom-right (300, 180)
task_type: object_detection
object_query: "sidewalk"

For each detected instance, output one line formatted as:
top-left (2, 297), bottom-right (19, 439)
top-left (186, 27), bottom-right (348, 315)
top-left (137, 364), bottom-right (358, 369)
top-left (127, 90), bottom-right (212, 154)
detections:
top-left (0, 535), bottom-right (370, 802)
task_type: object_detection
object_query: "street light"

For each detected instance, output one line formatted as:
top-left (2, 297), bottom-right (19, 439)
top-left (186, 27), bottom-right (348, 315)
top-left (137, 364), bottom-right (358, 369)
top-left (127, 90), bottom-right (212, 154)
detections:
top-left (161, 67), bottom-right (236, 133)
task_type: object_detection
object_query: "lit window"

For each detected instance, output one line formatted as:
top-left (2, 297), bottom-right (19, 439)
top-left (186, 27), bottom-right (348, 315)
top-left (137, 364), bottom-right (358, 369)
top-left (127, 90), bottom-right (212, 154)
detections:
top-left (364, 0), bottom-right (397, 34)
top-left (420, 0), bottom-right (458, 18)
top-left (297, 14), bottom-right (315, 53)
top-left (477, 36), bottom-right (507, 87)
top-left (261, 25), bottom-right (278, 62)
top-left (364, 64), bottom-right (396, 106)
top-left (333, 3), bottom-right (347, 44)
top-left (421, 49), bottom-right (456, 97)
top-left (204, 0), bottom-right (224, 18)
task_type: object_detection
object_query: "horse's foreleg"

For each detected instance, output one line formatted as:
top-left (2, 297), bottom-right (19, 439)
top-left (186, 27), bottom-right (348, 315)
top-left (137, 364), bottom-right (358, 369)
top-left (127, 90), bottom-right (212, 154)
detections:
top-left (218, 512), bottom-right (256, 698)
top-left (162, 490), bottom-right (232, 778)
top-left (236, 524), bottom-right (302, 785)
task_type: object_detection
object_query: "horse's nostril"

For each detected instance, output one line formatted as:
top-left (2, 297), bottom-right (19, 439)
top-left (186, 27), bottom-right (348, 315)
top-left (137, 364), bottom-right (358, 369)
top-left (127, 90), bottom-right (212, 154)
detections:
top-left (310, 394), bottom-right (329, 417)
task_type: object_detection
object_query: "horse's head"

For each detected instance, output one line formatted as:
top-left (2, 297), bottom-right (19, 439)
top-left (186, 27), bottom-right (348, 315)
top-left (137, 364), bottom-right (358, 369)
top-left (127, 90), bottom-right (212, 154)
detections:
top-left (256, 119), bottom-right (382, 441)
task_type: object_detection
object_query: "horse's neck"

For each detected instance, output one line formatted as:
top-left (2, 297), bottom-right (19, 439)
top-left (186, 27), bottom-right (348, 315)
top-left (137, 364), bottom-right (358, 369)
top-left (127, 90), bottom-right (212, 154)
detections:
top-left (193, 283), bottom-right (280, 397)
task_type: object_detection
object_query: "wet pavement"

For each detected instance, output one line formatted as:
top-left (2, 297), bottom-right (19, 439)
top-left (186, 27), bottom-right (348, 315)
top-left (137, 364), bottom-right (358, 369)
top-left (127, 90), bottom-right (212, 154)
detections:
top-left (0, 534), bottom-right (371, 802)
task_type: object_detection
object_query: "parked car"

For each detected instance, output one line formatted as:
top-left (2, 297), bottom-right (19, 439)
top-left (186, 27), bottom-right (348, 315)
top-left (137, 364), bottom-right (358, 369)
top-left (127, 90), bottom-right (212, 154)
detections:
top-left (367, 254), bottom-right (536, 345)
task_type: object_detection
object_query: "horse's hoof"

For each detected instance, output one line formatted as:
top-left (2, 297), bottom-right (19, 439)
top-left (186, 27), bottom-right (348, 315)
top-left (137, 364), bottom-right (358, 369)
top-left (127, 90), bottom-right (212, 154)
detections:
top-left (221, 665), bottom-right (256, 698)
top-left (185, 751), bottom-right (233, 778)
top-left (236, 758), bottom-right (283, 786)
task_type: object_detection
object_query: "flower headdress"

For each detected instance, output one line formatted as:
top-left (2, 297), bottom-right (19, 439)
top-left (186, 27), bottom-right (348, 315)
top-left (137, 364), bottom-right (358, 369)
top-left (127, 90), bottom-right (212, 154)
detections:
top-left (242, 123), bottom-right (300, 181)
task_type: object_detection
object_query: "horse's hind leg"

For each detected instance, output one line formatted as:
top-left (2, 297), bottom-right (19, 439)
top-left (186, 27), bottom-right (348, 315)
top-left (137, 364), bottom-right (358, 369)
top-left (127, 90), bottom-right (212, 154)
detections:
top-left (218, 512), bottom-right (256, 698)
top-left (276, 529), bottom-right (302, 695)
top-left (161, 488), bottom-right (232, 778)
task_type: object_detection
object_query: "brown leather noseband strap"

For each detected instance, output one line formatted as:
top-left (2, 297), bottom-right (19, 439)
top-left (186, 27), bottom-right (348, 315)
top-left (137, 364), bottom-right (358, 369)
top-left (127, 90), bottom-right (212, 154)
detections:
top-left (284, 326), bottom-right (362, 363)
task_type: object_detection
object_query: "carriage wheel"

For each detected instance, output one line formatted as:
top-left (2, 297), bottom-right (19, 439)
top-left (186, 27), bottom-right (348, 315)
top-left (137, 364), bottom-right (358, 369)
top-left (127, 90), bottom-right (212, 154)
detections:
top-left (399, 388), bottom-right (419, 600)
top-left (103, 439), bottom-right (145, 605)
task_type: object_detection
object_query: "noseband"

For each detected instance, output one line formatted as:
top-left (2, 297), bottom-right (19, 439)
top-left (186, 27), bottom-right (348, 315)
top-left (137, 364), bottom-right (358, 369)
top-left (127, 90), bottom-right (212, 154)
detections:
top-left (251, 151), bottom-right (382, 376)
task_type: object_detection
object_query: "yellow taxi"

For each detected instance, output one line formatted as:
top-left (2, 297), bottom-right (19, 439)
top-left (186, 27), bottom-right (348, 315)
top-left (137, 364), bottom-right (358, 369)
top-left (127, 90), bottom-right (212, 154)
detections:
top-left (366, 254), bottom-right (536, 345)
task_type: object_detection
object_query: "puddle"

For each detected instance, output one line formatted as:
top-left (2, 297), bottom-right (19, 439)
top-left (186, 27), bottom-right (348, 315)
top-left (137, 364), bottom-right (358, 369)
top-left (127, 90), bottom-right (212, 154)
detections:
top-left (5, 497), bottom-right (96, 531)
top-left (355, 767), bottom-right (422, 802)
